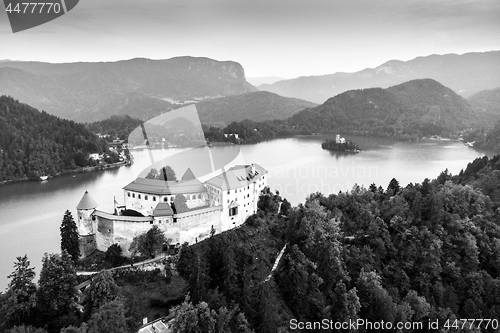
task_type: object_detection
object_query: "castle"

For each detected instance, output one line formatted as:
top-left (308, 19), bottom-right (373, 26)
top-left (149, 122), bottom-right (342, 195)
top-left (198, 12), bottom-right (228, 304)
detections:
top-left (76, 163), bottom-right (268, 257)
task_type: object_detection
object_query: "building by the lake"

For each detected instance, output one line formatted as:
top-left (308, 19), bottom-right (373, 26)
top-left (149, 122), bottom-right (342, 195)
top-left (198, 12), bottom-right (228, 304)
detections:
top-left (76, 163), bottom-right (267, 256)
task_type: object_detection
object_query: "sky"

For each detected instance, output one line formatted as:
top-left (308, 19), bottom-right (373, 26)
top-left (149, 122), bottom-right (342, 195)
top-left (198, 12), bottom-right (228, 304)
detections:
top-left (0, 0), bottom-right (499, 78)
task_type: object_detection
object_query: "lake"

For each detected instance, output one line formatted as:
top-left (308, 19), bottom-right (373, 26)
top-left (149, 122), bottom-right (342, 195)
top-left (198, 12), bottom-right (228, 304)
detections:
top-left (0, 135), bottom-right (495, 289)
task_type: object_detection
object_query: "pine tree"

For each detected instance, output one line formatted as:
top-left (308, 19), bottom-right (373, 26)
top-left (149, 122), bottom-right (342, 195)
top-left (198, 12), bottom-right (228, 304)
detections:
top-left (60, 210), bottom-right (80, 261)
top-left (36, 252), bottom-right (78, 323)
top-left (87, 300), bottom-right (127, 333)
top-left (1, 255), bottom-right (37, 328)
top-left (84, 270), bottom-right (119, 319)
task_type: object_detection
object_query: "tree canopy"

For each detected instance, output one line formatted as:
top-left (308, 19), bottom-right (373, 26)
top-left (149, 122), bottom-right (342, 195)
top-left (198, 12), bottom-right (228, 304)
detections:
top-left (129, 225), bottom-right (169, 258)
top-left (60, 210), bottom-right (80, 261)
top-left (145, 165), bottom-right (177, 181)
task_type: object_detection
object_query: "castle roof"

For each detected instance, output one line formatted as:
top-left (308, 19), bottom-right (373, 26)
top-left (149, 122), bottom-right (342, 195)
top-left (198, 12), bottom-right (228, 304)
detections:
top-left (92, 210), bottom-right (153, 222)
top-left (123, 177), bottom-right (207, 195)
top-left (205, 163), bottom-right (268, 191)
top-left (181, 168), bottom-right (196, 181)
top-left (76, 191), bottom-right (98, 210)
top-left (153, 202), bottom-right (174, 216)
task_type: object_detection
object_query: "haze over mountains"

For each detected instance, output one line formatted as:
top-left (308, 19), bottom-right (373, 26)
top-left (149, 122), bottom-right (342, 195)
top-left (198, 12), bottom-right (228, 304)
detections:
top-left (468, 87), bottom-right (500, 116)
top-left (0, 57), bottom-right (256, 121)
top-left (259, 51), bottom-right (500, 104)
top-left (196, 91), bottom-right (316, 125)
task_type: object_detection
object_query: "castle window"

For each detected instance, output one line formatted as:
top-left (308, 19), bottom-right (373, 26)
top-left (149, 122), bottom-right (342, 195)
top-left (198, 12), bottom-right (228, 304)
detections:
top-left (227, 200), bottom-right (229, 203)
top-left (128, 192), bottom-right (130, 197)
top-left (145, 195), bottom-right (148, 200)
top-left (132, 193), bottom-right (135, 198)
top-left (247, 186), bottom-right (249, 190)
top-left (153, 196), bottom-right (156, 202)
top-left (235, 190), bottom-right (237, 194)
top-left (229, 207), bottom-right (238, 216)
top-left (150, 221), bottom-right (153, 224)
top-left (198, 194), bottom-right (201, 199)
top-left (192, 194), bottom-right (196, 200)
top-left (138, 194), bottom-right (141, 199)
top-left (164, 197), bottom-right (168, 202)
top-left (227, 191), bottom-right (230, 195)
top-left (170, 197), bottom-right (174, 202)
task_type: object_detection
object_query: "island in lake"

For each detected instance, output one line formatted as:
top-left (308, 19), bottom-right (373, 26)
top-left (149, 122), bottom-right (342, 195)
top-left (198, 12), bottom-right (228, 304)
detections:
top-left (322, 135), bottom-right (361, 152)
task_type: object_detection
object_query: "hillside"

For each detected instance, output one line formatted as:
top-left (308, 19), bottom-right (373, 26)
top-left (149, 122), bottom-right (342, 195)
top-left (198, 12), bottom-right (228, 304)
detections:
top-left (87, 115), bottom-right (144, 141)
top-left (0, 57), bottom-right (257, 122)
top-left (468, 86), bottom-right (500, 115)
top-left (0, 96), bottom-right (115, 182)
top-left (196, 91), bottom-right (317, 126)
top-left (260, 51), bottom-right (500, 103)
top-left (288, 79), bottom-right (490, 140)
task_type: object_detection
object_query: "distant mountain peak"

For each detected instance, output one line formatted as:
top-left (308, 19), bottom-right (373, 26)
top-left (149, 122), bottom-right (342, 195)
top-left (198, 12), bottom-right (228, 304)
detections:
top-left (260, 50), bottom-right (500, 103)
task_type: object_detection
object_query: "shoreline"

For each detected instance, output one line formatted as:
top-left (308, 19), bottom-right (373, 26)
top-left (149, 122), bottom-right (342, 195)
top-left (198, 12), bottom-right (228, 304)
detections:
top-left (0, 160), bottom-right (130, 186)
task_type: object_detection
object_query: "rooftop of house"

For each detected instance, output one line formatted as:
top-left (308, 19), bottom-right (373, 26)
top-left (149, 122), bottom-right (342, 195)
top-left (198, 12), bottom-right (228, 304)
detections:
top-left (123, 177), bottom-right (207, 195)
top-left (205, 163), bottom-right (267, 191)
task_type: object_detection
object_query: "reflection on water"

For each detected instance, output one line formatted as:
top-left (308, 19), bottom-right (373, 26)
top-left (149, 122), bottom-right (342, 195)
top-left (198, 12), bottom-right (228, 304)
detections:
top-left (0, 135), bottom-right (494, 289)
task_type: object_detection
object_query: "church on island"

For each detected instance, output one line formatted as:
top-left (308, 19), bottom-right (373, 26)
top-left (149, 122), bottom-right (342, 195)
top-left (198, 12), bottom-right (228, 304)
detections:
top-left (76, 163), bottom-right (268, 257)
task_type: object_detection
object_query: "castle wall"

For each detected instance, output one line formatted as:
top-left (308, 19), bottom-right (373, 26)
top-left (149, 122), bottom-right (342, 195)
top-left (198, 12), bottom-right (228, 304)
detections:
top-left (95, 217), bottom-right (114, 252)
top-left (176, 207), bottom-right (222, 244)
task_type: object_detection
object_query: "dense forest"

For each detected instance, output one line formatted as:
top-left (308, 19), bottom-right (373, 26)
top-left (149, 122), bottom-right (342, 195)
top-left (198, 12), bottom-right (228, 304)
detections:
top-left (3, 155), bottom-right (500, 332)
top-left (172, 155), bottom-right (500, 332)
top-left (86, 115), bottom-right (143, 141)
top-left (0, 96), bottom-right (120, 182)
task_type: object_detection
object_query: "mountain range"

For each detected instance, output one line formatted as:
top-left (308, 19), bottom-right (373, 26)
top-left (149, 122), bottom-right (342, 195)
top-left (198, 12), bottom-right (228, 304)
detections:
top-left (259, 51), bottom-right (500, 104)
top-left (0, 57), bottom-right (256, 122)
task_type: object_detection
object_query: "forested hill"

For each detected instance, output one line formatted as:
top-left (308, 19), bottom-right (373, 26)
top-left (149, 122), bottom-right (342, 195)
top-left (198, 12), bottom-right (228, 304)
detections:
top-left (288, 79), bottom-right (492, 139)
top-left (0, 57), bottom-right (256, 122)
top-left (468, 86), bottom-right (500, 116)
top-left (206, 79), bottom-right (495, 143)
top-left (0, 96), bottom-right (111, 182)
top-left (196, 91), bottom-right (317, 126)
top-left (173, 154), bottom-right (500, 332)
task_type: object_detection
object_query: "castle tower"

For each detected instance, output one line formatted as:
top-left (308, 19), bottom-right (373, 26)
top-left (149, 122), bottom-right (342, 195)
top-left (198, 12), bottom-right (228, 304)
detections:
top-left (76, 191), bottom-right (98, 257)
